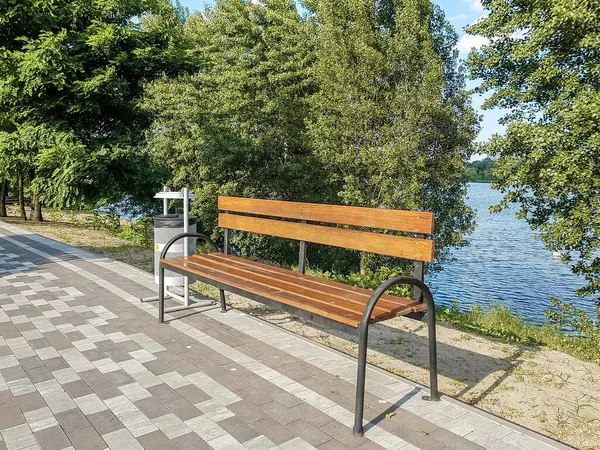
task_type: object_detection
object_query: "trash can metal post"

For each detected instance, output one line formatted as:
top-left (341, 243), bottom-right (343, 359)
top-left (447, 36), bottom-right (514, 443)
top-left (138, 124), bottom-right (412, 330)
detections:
top-left (183, 188), bottom-right (190, 307)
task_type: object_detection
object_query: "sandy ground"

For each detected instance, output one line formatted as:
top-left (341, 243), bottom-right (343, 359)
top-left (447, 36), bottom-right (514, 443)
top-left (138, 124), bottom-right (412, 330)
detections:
top-left (2, 212), bottom-right (599, 449)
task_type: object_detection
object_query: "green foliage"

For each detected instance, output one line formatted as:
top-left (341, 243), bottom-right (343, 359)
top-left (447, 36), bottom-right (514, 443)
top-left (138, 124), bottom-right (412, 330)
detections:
top-left (465, 158), bottom-right (498, 183)
top-left (307, 266), bottom-right (412, 298)
top-left (0, 0), bottom-right (200, 212)
top-left (306, 0), bottom-right (479, 265)
top-left (143, 0), bottom-right (333, 260)
top-left (466, 1), bottom-right (600, 315)
top-left (85, 210), bottom-right (153, 247)
top-left (145, 0), bottom-right (479, 276)
top-left (439, 301), bottom-right (600, 364)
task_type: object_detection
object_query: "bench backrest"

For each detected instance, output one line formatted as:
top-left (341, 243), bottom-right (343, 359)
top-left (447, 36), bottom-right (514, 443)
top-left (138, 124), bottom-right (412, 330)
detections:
top-left (218, 196), bottom-right (434, 263)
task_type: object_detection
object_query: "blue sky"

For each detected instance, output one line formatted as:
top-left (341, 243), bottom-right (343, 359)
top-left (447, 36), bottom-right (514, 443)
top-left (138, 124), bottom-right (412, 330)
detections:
top-left (179, 0), bottom-right (504, 146)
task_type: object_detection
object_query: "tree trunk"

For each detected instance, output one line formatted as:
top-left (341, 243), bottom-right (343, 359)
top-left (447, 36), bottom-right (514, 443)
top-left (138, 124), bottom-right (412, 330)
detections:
top-left (18, 173), bottom-right (27, 221)
top-left (0, 180), bottom-right (7, 217)
top-left (360, 252), bottom-right (367, 276)
top-left (31, 190), bottom-right (43, 222)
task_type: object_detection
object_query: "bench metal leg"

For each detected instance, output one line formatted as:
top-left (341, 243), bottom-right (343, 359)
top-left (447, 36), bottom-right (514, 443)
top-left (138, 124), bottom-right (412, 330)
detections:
top-left (219, 289), bottom-right (227, 313)
top-left (158, 266), bottom-right (165, 324)
top-left (353, 276), bottom-right (439, 436)
top-left (353, 320), bottom-right (370, 435)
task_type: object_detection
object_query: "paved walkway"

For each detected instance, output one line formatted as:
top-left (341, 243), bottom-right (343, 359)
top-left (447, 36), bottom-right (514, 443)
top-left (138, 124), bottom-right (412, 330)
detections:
top-left (0, 222), bottom-right (570, 450)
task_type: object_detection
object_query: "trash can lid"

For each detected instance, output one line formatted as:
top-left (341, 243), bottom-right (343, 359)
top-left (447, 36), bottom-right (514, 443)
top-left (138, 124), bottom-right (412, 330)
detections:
top-left (153, 214), bottom-right (197, 228)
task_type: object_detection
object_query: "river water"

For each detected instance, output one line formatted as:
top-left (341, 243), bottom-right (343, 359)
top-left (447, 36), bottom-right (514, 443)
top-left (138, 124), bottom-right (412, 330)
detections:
top-left (426, 183), bottom-right (597, 324)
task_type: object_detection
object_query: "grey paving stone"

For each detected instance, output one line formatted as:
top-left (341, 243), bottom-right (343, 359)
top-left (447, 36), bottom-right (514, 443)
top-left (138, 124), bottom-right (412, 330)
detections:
top-left (137, 430), bottom-right (179, 450)
top-left (135, 397), bottom-right (171, 420)
top-left (259, 401), bottom-right (300, 426)
top-left (175, 384), bottom-right (211, 405)
top-left (62, 380), bottom-right (93, 399)
top-left (429, 427), bottom-right (485, 450)
top-left (318, 440), bottom-right (352, 450)
top-left (165, 398), bottom-right (202, 421)
top-left (1, 365), bottom-right (27, 381)
top-left (234, 385), bottom-right (272, 407)
top-left (172, 432), bottom-right (212, 450)
top-left (148, 384), bottom-right (182, 404)
top-left (319, 421), bottom-right (370, 449)
top-left (67, 426), bottom-right (107, 450)
top-left (144, 359), bottom-right (173, 376)
top-left (16, 392), bottom-right (46, 413)
top-left (56, 408), bottom-right (91, 434)
top-left (251, 417), bottom-right (296, 445)
top-left (290, 403), bottom-right (334, 428)
top-left (43, 357), bottom-right (69, 372)
top-left (19, 356), bottom-right (44, 370)
top-left (285, 418), bottom-right (333, 447)
top-left (218, 416), bottom-right (261, 443)
top-left (227, 400), bottom-right (267, 424)
top-left (1, 423), bottom-right (37, 450)
top-left (0, 404), bottom-right (26, 429)
top-left (25, 366), bottom-right (53, 384)
top-left (34, 425), bottom-right (71, 450)
top-left (87, 409), bottom-right (125, 435)
top-left (100, 428), bottom-right (143, 450)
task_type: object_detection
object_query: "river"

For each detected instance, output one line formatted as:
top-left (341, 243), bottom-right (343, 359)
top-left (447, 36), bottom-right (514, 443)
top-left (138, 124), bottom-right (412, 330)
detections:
top-left (427, 183), bottom-right (596, 324)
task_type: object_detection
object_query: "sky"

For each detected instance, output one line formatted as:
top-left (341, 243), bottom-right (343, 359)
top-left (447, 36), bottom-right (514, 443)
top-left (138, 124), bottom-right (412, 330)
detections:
top-left (178, 0), bottom-right (505, 146)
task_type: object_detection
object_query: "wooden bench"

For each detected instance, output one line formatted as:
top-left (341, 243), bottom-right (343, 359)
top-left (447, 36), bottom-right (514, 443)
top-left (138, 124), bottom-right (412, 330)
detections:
top-left (158, 196), bottom-right (440, 435)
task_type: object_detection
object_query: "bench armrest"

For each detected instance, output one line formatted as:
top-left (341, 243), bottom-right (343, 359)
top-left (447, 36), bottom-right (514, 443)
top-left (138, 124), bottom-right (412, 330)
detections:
top-left (360, 276), bottom-right (435, 329)
top-left (159, 232), bottom-right (220, 260)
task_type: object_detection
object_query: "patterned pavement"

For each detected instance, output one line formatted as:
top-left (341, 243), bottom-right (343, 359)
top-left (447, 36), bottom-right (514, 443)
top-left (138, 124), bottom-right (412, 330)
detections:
top-left (0, 221), bottom-right (571, 450)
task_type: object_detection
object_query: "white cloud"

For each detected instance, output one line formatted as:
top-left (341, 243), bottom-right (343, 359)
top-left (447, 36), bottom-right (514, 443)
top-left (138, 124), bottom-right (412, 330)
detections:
top-left (462, 0), bottom-right (484, 12)
top-left (455, 34), bottom-right (490, 53)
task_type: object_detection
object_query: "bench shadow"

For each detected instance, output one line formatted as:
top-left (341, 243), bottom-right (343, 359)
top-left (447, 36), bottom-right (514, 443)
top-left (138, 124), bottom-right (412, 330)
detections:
top-left (364, 386), bottom-right (420, 432)
top-left (232, 301), bottom-right (531, 407)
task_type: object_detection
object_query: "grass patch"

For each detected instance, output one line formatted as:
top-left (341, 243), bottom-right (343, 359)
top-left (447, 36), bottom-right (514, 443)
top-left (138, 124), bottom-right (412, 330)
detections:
top-left (438, 301), bottom-right (600, 364)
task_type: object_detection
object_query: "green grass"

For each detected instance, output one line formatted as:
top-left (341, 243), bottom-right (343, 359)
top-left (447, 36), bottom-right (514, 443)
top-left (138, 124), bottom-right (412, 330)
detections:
top-left (437, 301), bottom-right (600, 364)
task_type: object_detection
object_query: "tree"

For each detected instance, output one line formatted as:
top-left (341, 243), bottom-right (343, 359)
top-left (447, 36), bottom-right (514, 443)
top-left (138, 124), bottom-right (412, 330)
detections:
top-left (307, 0), bottom-right (479, 270)
top-left (144, 0), bottom-right (331, 264)
top-left (0, 0), bottom-right (198, 220)
top-left (465, 157), bottom-right (498, 182)
top-left (466, 1), bottom-right (600, 311)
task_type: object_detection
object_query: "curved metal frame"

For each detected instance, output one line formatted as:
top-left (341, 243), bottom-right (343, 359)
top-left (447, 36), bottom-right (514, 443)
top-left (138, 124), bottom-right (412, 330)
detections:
top-left (158, 232), bottom-right (225, 323)
top-left (353, 276), bottom-right (439, 436)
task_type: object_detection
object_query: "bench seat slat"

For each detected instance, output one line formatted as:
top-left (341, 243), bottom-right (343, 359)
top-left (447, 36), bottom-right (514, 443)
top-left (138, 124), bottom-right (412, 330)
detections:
top-left (185, 254), bottom-right (397, 318)
top-left (204, 253), bottom-right (415, 312)
top-left (161, 253), bottom-right (427, 328)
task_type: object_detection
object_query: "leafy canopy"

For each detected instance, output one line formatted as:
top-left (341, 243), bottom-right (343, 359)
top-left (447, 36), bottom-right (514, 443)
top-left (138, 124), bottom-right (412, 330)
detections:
top-left (0, 0), bottom-right (199, 208)
top-left (466, 0), bottom-right (600, 309)
top-left (145, 0), bottom-right (478, 276)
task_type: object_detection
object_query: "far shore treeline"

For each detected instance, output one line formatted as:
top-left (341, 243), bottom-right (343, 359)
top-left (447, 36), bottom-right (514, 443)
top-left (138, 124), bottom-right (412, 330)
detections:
top-left (0, 0), bottom-right (598, 335)
top-left (465, 158), bottom-right (497, 183)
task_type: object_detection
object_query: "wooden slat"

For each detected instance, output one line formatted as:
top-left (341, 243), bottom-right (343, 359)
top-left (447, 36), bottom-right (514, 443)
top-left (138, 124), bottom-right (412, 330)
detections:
top-left (218, 196), bottom-right (434, 235)
top-left (161, 254), bottom-right (427, 327)
top-left (184, 256), bottom-right (394, 319)
top-left (218, 214), bottom-right (435, 263)
top-left (161, 258), bottom-right (364, 326)
top-left (203, 253), bottom-right (420, 313)
top-left (189, 254), bottom-right (412, 317)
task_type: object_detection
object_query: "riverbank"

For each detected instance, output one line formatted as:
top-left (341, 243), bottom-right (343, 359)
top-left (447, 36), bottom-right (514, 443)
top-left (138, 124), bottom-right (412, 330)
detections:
top-left (1, 208), bottom-right (598, 449)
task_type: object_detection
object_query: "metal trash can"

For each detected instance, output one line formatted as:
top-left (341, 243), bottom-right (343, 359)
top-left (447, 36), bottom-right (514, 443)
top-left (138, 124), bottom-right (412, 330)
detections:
top-left (153, 214), bottom-right (197, 286)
